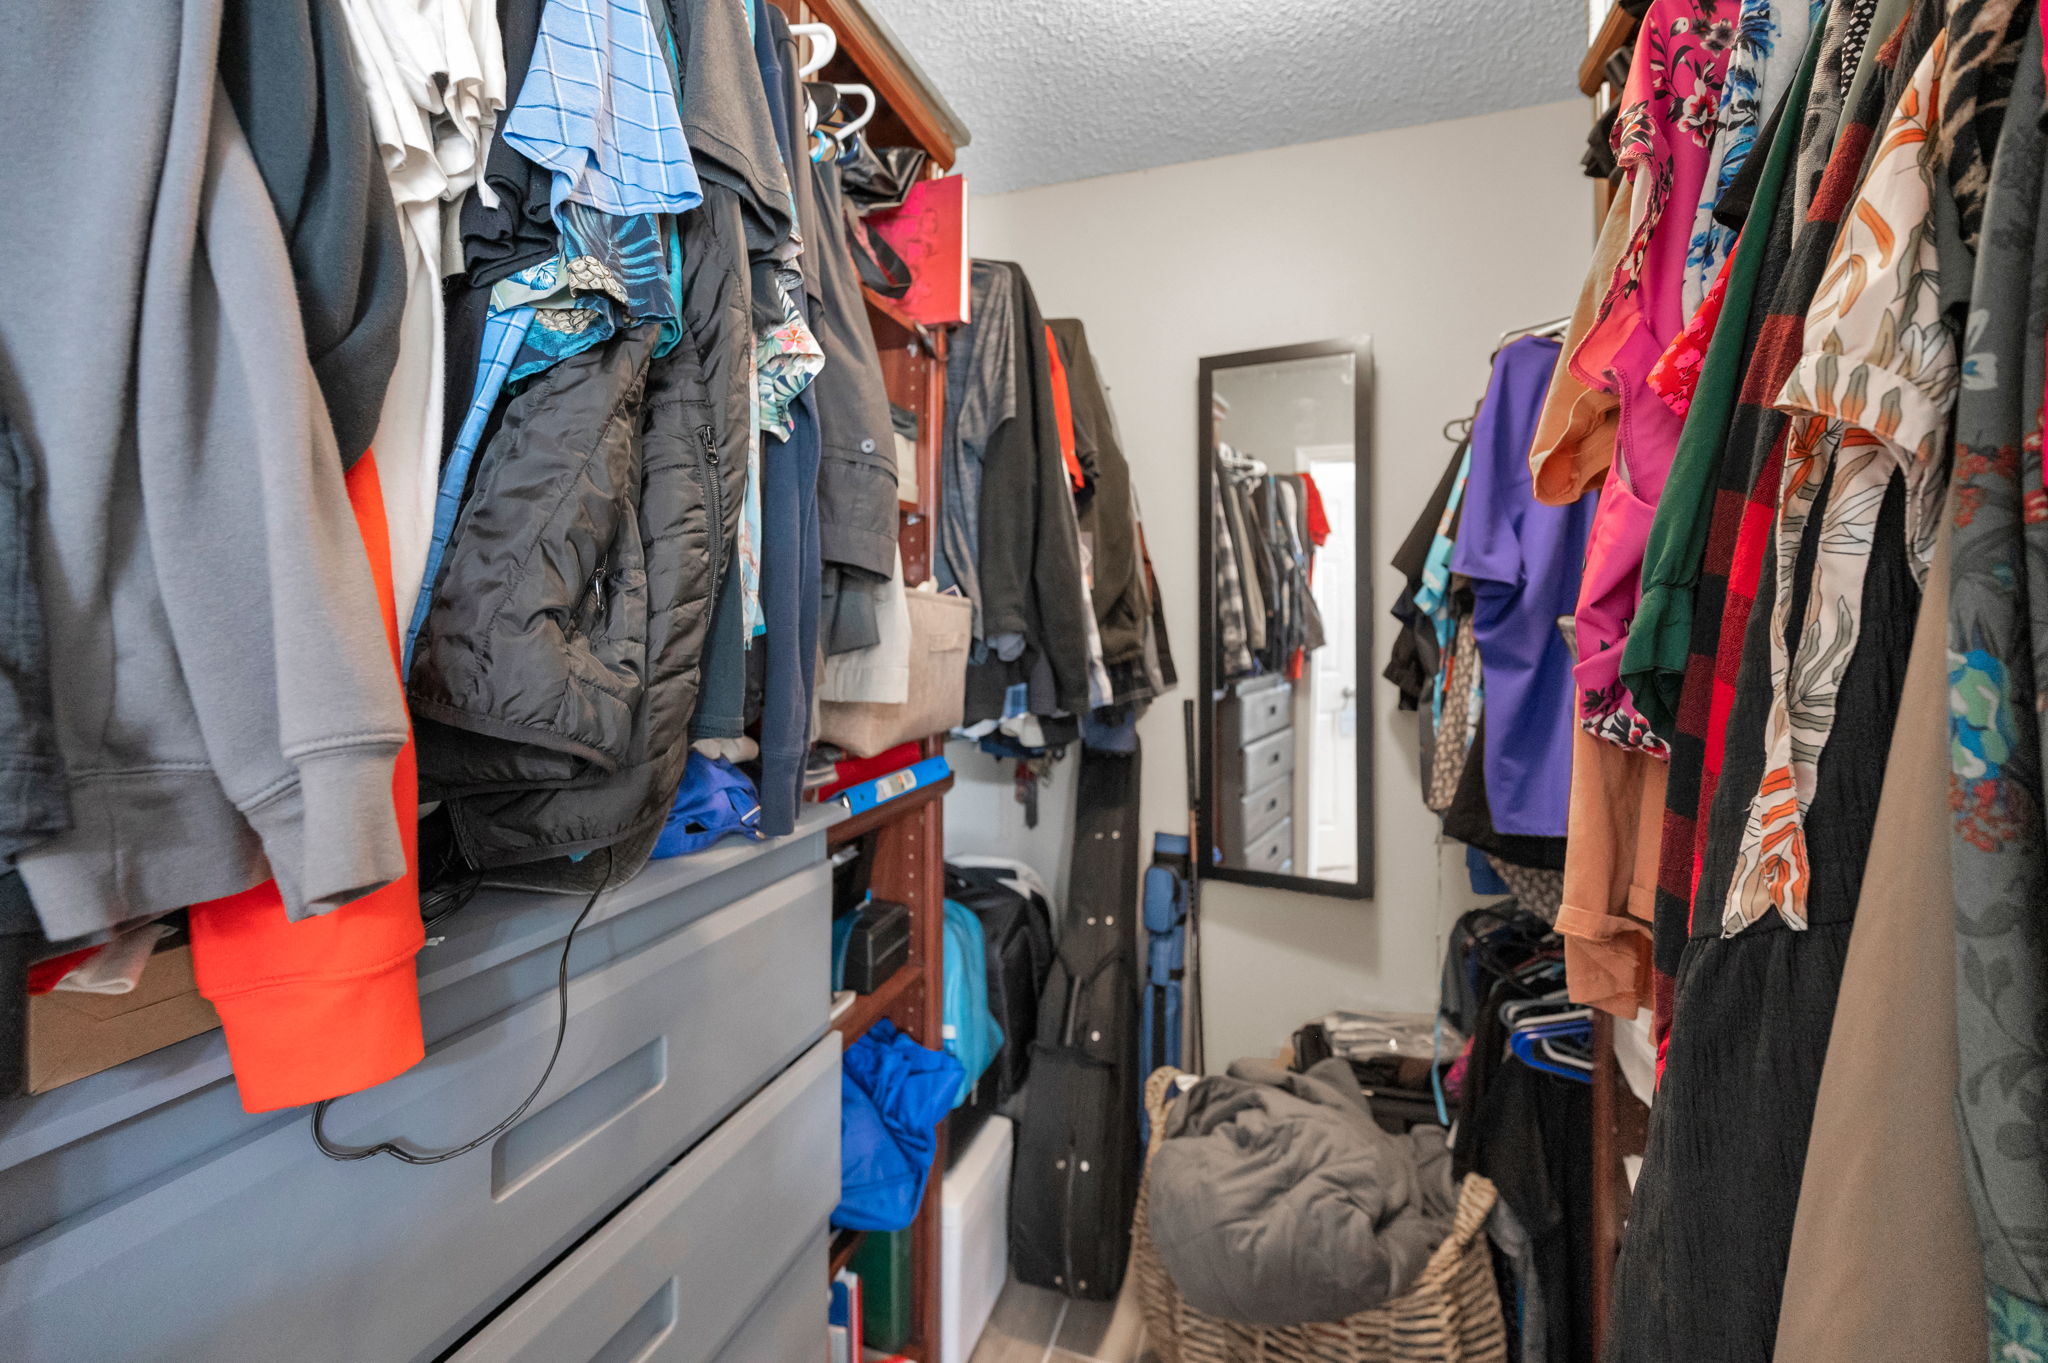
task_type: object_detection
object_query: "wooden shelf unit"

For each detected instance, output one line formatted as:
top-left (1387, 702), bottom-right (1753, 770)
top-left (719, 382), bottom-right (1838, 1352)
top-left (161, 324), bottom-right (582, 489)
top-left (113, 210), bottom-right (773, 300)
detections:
top-left (1582, 7), bottom-right (1640, 252)
top-left (1579, 3), bottom-right (1640, 95)
top-left (824, 769), bottom-right (949, 1360)
top-left (764, 7), bottom-right (964, 1353)
top-left (865, 285), bottom-right (934, 352)
top-left (771, 0), bottom-right (967, 170)
top-left (830, 1229), bottom-right (866, 1278)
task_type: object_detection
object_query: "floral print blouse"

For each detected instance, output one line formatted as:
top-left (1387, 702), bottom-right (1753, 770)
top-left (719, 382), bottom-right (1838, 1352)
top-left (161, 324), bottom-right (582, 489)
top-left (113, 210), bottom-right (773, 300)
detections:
top-left (1597, 0), bottom-right (1736, 351)
top-left (1719, 33), bottom-right (1960, 935)
top-left (1682, 0), bottom-right (1824, 316)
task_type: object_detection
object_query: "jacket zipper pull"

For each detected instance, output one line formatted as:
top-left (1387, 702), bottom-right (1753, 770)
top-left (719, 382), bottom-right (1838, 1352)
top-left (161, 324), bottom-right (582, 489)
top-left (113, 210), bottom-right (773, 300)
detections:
top-left (698, 424), bottom-right (719, 463)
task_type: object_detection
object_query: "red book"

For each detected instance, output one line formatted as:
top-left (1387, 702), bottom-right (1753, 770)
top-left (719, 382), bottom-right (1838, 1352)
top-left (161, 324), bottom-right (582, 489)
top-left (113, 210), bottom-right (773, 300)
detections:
top-left (816, 741), bottom-right (924, 800)
top-left (864, 175), bottom-right (969, 326)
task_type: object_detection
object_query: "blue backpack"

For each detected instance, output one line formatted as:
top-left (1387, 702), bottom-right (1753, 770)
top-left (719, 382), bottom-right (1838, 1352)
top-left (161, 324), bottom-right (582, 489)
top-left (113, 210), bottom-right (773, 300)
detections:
top-left (941, 898), bottom-right (1004, 1107)
top-left (1140, 834), bottom-right (1191, 1140)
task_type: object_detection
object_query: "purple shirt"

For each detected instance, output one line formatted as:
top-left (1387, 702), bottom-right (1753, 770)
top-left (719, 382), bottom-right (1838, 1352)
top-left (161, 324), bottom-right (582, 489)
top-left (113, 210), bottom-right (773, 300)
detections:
top-left (1450, 335), bottom-right (1595, 837)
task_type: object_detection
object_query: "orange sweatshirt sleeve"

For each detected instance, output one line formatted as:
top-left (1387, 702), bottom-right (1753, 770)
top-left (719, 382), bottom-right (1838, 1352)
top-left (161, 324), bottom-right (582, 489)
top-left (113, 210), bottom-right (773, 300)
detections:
top-left (188, 450), bottom-right (426, 1113)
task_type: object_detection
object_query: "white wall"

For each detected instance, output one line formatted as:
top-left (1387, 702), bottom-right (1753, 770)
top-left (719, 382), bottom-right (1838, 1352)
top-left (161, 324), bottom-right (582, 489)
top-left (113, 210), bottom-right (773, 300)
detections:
top-left (945, 100), bottom-right (1593, 1065)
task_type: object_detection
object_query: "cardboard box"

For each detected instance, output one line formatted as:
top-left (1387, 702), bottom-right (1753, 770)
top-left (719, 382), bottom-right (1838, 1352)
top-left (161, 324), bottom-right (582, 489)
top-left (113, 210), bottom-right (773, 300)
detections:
top-left (27, 945), bottom-right (221, 1093)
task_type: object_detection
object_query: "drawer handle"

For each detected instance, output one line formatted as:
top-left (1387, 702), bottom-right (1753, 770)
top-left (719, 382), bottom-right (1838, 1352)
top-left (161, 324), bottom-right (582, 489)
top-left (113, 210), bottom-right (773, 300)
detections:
top-left (588, 1278), bottom-right (678, 1363)
top-left (494, 1037), bottom-right (669, 1198)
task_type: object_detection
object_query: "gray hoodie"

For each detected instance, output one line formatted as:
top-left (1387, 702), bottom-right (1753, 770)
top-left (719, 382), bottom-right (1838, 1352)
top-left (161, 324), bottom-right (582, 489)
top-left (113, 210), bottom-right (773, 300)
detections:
top-left (0, 0), bottom-right (409, 939)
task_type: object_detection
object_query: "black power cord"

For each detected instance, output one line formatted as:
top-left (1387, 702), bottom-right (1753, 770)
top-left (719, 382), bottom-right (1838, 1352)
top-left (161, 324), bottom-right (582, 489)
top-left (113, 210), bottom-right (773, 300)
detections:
top-left (311, 848), bottom-right (612, 1165)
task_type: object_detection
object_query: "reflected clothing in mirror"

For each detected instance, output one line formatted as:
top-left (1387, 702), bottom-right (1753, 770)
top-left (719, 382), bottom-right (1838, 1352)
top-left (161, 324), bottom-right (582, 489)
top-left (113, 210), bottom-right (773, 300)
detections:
top-left (1212, 450), bottom-right (1326, 682)
top-left (1198, 340), bottom-right (1372, 898)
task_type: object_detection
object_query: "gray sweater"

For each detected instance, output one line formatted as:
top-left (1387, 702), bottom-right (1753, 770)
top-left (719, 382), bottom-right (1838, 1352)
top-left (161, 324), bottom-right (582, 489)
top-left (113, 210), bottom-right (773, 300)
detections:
top-left (0, 0), bottom-right (410, 938)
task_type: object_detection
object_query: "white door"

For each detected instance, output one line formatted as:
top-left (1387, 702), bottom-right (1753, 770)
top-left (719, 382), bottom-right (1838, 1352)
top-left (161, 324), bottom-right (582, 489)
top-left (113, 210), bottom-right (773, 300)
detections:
top-left (1305, 458), bottom-right (1358, 879)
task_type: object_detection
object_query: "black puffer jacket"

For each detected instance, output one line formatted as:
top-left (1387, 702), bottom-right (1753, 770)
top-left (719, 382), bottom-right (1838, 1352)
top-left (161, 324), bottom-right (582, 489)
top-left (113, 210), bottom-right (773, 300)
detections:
top-left (411, 325), bottom-right (664, 793)
top-left (455, 193), bottom-right (754, 890)
top-left (410, 182), bottom-right (752, 884)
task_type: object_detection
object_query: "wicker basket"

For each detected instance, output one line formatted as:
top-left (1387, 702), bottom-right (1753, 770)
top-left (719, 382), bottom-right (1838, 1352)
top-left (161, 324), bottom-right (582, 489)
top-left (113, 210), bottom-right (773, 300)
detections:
top-left (1130, 1069), bottom-right (1509, 1363)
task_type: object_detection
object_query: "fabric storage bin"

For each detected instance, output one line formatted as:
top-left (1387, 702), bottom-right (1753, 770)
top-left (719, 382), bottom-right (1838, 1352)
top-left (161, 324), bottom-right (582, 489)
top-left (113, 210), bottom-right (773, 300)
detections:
top-left (1131, 1070), bottom-right (1507, 1363)
top-left (817, 587), bottom-right (972, 757)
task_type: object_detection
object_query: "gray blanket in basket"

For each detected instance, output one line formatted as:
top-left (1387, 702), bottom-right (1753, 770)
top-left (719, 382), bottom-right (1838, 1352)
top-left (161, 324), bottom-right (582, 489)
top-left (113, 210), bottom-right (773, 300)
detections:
top-left (1147, 1058), bottom-right (1457, 1326)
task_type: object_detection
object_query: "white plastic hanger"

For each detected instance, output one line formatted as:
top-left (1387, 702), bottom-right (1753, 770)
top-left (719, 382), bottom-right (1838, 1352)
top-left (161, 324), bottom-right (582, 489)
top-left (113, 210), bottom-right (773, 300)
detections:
top-left (810, 84), bottom-right (876, 161)
top-left (832, 83), bottom-right (876, 141)
top-left (792, 22), bottom-right (836, 77)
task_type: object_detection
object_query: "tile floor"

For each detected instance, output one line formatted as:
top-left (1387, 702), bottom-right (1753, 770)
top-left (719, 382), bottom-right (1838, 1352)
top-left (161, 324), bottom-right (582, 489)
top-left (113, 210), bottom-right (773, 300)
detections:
top-left (966, 1275), bottom-right (1150, 1363)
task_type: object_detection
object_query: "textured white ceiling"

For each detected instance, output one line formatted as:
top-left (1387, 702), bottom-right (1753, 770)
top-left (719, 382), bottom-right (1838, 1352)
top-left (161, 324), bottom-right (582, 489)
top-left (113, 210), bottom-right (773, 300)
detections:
top-left (864, 0), bottom-right (1586, 193)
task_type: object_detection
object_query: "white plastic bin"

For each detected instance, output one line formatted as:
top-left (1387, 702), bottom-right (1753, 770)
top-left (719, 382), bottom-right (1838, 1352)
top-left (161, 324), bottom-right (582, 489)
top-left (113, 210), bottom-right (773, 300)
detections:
top-left (941, 1115), bottom-right (1014, 1363)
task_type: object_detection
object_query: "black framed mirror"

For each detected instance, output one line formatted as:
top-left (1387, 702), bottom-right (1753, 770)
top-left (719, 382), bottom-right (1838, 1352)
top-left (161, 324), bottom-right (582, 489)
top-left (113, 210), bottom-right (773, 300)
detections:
top-left (1197, 338), bottom-right (1373, 900)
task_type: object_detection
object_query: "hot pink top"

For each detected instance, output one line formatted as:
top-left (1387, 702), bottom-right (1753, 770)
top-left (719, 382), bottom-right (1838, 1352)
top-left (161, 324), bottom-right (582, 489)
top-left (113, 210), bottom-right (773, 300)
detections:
top-left (1568, 0), bottom-right (1733, 756)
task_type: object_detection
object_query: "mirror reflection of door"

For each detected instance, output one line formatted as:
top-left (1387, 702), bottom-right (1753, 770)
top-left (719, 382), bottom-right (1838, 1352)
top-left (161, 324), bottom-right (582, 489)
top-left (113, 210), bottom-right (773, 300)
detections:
top-left (1199, 340), bottom-right (1373, 899)
top-left (1304, 456), bottom-right (1357, 880)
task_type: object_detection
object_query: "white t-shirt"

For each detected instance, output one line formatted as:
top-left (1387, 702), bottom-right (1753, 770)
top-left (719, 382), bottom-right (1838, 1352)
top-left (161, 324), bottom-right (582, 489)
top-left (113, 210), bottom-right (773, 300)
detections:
top-left (335, 0), bottom-right (505, 630)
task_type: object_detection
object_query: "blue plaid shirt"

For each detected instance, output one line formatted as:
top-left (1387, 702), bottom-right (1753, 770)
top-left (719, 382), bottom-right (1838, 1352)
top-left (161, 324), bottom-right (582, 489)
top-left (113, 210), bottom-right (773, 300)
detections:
top-left (502, 0), bottom-right (702, 217)
top-left (402, 306), bottom-right (536, 672)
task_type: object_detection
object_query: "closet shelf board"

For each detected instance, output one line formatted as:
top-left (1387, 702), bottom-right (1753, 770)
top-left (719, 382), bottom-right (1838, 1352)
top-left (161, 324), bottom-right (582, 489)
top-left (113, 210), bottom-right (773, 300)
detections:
top-left (833, 963), bottom-right (924, 1047)
top-left (826, 774), bottom-right (955, 847)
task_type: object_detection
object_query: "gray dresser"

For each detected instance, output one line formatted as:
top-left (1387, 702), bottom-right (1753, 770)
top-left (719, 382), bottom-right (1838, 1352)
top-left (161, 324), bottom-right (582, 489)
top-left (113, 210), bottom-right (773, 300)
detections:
top-left (0, 807), bottom-right (844, 1363)
top-left (1216, 674), bottom-right (1295, 873)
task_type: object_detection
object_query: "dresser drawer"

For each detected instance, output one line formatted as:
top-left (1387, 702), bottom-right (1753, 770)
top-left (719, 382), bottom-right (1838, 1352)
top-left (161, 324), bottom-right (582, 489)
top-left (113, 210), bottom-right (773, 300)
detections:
top-left (1219, 776), bottom-right (1291, 861)
top-left (1243, 816), bottom-right (1294, 874)
top-left (447, 1034), bottom-right (840, 1363)
top-left (707, 1240), bottom-right (829, 1363)
top-left (1238, 725), bottom-right (1296, 792)
top-left (1220, 675), bottom-right (1292, 748)
top-left (0, 862), bottom-right (830, 1363)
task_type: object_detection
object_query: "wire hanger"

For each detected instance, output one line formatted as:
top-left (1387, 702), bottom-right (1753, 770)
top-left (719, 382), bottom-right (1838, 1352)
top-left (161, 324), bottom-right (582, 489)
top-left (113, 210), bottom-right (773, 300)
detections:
top-left (1441, 396), bottom-right (1480, 445)
top-left (1496, 315), bottom-right (1571, 350)
top-left (792, 22), bottom-right (836, 77)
